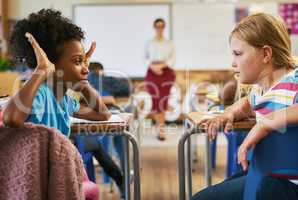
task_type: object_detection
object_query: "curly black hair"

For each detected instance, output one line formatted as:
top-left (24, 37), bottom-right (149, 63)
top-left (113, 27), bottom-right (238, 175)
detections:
top-left (9, 9), bottom-right (85, 68)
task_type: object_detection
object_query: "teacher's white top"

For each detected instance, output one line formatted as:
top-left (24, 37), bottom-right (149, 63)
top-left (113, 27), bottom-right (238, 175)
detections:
top-left (144, 37), bottom-right (176, 67)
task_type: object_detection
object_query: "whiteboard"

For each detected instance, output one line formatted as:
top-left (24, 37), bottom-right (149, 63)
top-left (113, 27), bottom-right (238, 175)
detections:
top-left (172, 3), bottom-right (235, 69)
top-left (73, 4), bottom-right (170, 77)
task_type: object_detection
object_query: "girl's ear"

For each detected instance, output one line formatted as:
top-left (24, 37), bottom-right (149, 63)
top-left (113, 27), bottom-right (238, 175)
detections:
top-left (262, 45), bottom-right (273, 64)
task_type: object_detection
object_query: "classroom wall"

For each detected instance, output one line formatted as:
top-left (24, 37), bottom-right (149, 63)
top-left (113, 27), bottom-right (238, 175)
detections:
top-left (8, 0), bottom-right (298, 61)
top-left (9, 0), bottom-right (170, 19)
top-left (9, 0), bottom-right (298, 19)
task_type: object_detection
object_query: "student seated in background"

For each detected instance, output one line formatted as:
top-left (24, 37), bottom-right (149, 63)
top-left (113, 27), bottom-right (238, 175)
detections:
top-left (83, 61), bottom-right (127, 196)
top-left (192, 13), bottom-right (298, 200)
top-left (88, 62), bottom-right (130, 98)
top-left (220, 78), bottom-right (238, 106)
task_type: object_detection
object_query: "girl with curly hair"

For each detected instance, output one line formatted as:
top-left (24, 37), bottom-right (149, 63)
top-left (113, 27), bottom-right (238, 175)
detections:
top-left (3, 9), bottom-right (124, 197)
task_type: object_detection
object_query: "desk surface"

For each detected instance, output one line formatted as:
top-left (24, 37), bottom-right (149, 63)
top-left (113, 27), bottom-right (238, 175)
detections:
top-left (187, 112), bottom-right (256, 130)
top-left (71, 113), bottom-right (133, 133)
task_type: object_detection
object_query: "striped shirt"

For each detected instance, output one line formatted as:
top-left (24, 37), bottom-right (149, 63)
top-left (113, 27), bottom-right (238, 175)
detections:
top-left (250, 68), bottom-right (298, 120)
top-left (249, 68), bottom-right (298, 183)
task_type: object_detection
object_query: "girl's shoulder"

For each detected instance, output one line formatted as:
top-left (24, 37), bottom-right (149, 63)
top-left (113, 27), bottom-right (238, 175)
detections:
top-left (279, 67), bottom-right (298, 85)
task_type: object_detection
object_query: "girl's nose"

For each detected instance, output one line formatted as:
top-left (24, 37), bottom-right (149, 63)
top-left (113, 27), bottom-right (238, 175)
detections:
top-left (82, 63), bottom-right (89, 74)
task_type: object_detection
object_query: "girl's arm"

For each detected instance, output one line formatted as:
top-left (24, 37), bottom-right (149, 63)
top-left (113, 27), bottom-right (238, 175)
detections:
top-left (164, 41), bottom-right (176, 67)
top-left (224, 96), bottom-right (255, 122)
top-left (238, 104), bottom-right (298, 170)
top-left (73, 83), bottom-right (111, 121)
top-left (201, 97), bottom-right (255, 140)
top-left (3, 33), bottom-right (55, 127)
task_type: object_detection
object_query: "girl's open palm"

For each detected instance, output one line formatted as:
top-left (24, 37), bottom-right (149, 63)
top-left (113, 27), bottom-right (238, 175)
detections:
top-left (25, 32), bottom-right (55, 77)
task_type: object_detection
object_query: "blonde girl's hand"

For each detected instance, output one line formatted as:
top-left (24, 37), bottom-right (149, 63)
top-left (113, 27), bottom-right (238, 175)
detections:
top-left (238, 123), bottom-right (271, 171)
top-left (25, 32), bottom-right (55, 78)
top-left (199, 113), bottom-right (234, 140)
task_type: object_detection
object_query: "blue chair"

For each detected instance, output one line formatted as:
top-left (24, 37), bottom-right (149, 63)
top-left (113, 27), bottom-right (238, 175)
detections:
top-left (211, 131), bottom-right (247, 177)
top-left (244, 126), bottom-right (298, 200)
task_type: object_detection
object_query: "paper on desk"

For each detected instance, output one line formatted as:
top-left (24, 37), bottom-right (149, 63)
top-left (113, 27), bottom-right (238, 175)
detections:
top-left (70, 114), bottom-right (124, 124)
top-left (207, 110), bottom-right (224, 115)
top-left (0, 97), bottom-right (10, 109)
top-left (200, 110), bottom-right (224, 120)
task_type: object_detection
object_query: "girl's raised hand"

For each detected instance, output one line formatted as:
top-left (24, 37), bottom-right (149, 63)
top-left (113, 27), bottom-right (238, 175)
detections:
top-left (25, 32), bottom-right (55, 77)
top-left (72, 42), bottom-right (96, 92)
top-left (85, 42), bottom-right (96, 62)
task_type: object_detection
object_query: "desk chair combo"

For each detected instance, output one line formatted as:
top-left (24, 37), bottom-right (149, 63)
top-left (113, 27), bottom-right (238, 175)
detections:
top-left (71, 113), bottom-right (141, 200)
top-left (178, 112), bottom-right (255, 200)
top-left (178, 112), bottom-right (298, 200)
top-left (244, 125), bottom-right (298, 200)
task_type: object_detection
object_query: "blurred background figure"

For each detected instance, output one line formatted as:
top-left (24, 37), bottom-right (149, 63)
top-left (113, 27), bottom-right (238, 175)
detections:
top-left (144, 18), bottom-right (176, 141)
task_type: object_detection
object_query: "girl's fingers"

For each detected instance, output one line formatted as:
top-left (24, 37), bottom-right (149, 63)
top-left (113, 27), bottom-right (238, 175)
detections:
top-left (25, 32), bottom-right (41, 51)
top-left (199, 118), bottom-right (211, 126)
top-left (224, 121), bottom-right (233, 133)
top-left (201, 122), bottom-right (209, 132)
top-left (211, 121), bottom-right (219, 140)
top-left (86, 42), bottom-right (96, 59)
top-left (25, 32), bottom-right (47, 62)
top-left (207, 121), bottom-right (214, 139)
top-left (238, 145), bottom-right (248, 171)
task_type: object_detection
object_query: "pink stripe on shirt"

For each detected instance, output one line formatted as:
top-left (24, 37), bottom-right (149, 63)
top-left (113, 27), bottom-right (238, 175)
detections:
top-left (272, 82), bottom-right (298, 91)
top-left (255, 107), bottom-right (273, 115)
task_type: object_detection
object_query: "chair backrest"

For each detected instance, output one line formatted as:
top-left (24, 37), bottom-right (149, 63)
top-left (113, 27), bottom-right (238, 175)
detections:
top-left (244, 126), bottom-right (298, 200)
top-left (0, 124), bottom-right (85, 200)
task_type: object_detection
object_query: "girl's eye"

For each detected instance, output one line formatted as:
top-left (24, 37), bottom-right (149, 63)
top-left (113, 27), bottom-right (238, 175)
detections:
top-left (234, 51), bottom-right (242, 56)
top-left (75, 59), bottom-right (83, 65)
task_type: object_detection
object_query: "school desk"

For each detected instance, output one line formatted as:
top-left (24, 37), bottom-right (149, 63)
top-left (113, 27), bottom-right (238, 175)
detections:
top-left (71, 113), bottom-right (141, 200)
top-left (178, 111), bottom-right (255, 200)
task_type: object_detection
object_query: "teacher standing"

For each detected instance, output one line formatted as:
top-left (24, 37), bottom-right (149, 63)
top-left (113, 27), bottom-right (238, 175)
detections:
top-left (144, 18), bottom-right (176, 141)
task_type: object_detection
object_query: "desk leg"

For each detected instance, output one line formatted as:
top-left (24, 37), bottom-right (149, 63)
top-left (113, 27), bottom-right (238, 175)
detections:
top-left (123, 136), bottom-right (131, 200)
top-left (178, 130), bottom-right (187, 200)
top-left (178, 119), bottom-right (194, 200)
top-left (123, 130), bottom-right (141, 200)
top-left (205, 135), bottom-right (212, 186)
top-left (186, 122), bottom-right (193, 200)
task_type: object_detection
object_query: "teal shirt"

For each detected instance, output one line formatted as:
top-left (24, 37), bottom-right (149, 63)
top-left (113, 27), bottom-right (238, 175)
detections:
top-left (26, 83), bottom-right (80, 137)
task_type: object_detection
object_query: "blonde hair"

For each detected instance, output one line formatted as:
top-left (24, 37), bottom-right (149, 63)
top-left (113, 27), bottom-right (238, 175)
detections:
top-left (230, 12), bottom-right (295, 69)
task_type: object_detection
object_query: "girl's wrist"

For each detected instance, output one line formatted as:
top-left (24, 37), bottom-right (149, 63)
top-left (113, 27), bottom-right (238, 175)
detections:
top-left (72, 80), bottom-right (90, 92)
top-left (256, 122), bottom-right (272, 137)
top-left (31, 69), bottom-right (48, 82)
top-left (222, 111), bottom-right (234, 122)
